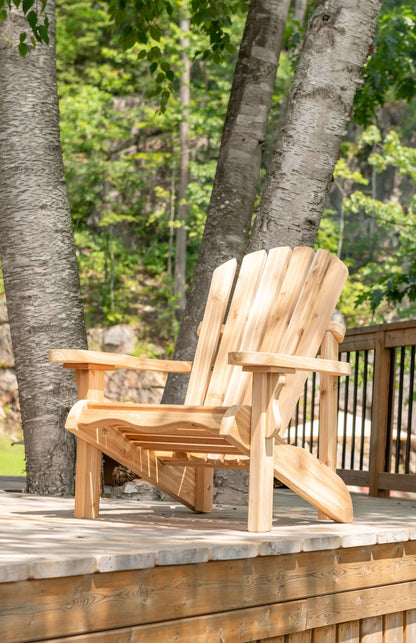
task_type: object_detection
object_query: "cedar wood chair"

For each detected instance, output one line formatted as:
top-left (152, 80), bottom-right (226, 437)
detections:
top-left (49, 246), bottom-right (353, 532)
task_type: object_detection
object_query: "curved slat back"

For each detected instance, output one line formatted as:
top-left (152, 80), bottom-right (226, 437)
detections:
top-left (222, 246), bottom-right (293, 406)
top-left (204, 249), bottom-right (267, 406)
top-left (192, 247), bottom-right (347, 434)
top-left (185, 258), bottom-right (237, 405)
top-left (276, 249), bottom-right (348, 432)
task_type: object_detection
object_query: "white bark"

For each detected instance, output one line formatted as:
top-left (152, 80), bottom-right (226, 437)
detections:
top-left (248, 0), bottom-right (382, 251)
top-left (163, 0), bottom-right (290, 403)
top-left (0, 1), bottom-right (88, 494)
top-left (174, 17), bottom-right (191, 319)
top-left (294, 0), bottom-right (307, 26)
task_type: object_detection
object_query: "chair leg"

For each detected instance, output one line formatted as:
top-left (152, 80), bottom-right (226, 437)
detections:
top-left (248, 372), bottom-right (275, 532)
top-left (318, 329), bottom-right (339, 520)
top-left (195, 468), bottom-right (214, 512)
top-left (74, 439), bottom-right (101, 519)
top-left (72, 368), bottom-right (105, 519)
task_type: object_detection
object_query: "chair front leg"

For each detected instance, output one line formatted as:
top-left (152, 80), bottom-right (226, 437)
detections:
top-left (248, 371), bottom-right (281, 533)
top-left (72, 367), bottom-right (106, 519)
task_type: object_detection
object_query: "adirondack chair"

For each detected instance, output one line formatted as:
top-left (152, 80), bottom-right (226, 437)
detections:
top-left (49, 247), bottom-right (353, 532)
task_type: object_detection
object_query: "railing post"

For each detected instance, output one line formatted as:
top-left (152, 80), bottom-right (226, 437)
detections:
top-left (369, 331), bottom-right (392, 497)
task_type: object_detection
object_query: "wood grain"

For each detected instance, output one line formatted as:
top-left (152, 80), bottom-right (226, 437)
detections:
top-left (337, 621), bottom-right (360, 642)
top-left (318, 328), bottom-right (340, 521)
top-left (3, 542), bottom-right (416, 642)
top-left (49, 349), bottom-right (192, 372)
top-left (73, 370), bottom-right (105, 519)
top-left (19, 580), bottom-right (416, 643)
top-left (360, 616), bottom-right (383, 642)
top-left (229, 351), bottom-right (351, 376)
top-left (184, 256), bottom-right (237, 511)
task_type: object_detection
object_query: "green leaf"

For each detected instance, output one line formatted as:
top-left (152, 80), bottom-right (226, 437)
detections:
top-left (149, 61), bottom-right (157, 74)
top-left (18, 41), bottom-right (28, 56)
top-left (0, 9), bottom-right (7, 22)
top-left (27, 9), bottom-right (37, 28)
top-left (165, 69), bottom-right (174, 82)
top-left (11, 0), bottom-right (20, 7)
top-left (147, 45), bottom-right (161, 61)
top-left (22, 0), bottom-right (34, 13)
top-left (149, 24), bottom-right (161, 41)
top-left (37, 24), bottom-right (49, 44)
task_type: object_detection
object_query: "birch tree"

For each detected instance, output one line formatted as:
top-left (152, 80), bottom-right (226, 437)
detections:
top-left (0, 0), bottom-right (88, 494)
top-left (163, 0), bottom-right (291, 403)
top-left (248, 0), bottom-right (383, 251)
top-left (174, 16), bottom-right (191, 319)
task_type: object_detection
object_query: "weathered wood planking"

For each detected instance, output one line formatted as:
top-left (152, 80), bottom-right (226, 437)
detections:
top-left (32, 587), bottom-right (416, 642)
top-left (3, 541), bottom-right (416, 643)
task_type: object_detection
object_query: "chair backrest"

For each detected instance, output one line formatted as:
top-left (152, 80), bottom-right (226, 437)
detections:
top-left (185, 247), bottom-right (348, 434)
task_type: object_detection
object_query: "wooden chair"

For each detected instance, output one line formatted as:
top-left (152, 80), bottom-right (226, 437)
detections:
top-left (49, 247), bottom-right (353, 532)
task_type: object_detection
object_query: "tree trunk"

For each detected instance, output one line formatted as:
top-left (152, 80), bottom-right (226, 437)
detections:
top-left (174, 17), bottom-right (191, 319)
top-left (248, 0), bottom-right (382, 252)
top-left (294, 0), bottom-right (307, 26)
top-left (0, 1), bottom-right (88, 495)
top-left (163, 0), bottom-right (290, 403)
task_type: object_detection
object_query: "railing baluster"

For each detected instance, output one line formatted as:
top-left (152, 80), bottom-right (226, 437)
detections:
top-left (302, 379), bottom-right (308, 449)
top-left (294, 401), bottom-right (299, 446)
top-left (359, 350), bottom-right (369, 471)
top-left (350, 351), bottom-right (359, 470)
top-left (384, 348), bottom-right (396, 475)
top-left (405, 345), bottom-right (415, 474)
top-left (341, 353), bottom-right (350, 470)
top-left (394, 347), bottom-right (406, 473)
top-left (310, 372), bottom-right (316, 454)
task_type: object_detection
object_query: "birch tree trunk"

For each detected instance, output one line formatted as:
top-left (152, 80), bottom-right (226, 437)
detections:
top-left (0, 1), bottom-right (88, 494)
top-left (294, 0), bottom-right (307, 26)
top-left (174, 17), bottom-right (191, 319)
top-left (248, 0), bottom-right (382, 252)
top-left (163, 0), bottom-right (290, 403)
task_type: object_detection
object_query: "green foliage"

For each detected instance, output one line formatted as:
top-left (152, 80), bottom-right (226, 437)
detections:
top-left (56, 0), bottom-right (246, 350)
top-left (0, 437), bottom-right (25, 476)
top-left (353, 3), bottom-right (416, 126)
top-left (0, 0), bottom-right (49, 53)
top-left (317, 124), bottom-right (416, 324)
top-left (342, 128), bottom-right (416, 318)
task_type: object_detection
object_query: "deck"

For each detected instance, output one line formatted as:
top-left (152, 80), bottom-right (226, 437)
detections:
top-left (1, 489), bottom-right (416, 642)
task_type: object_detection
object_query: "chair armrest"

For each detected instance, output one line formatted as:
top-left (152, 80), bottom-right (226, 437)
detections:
top-left (228, 351), bottom-right (351, 377)
top-left (48, 349), bottom-right (193, 373)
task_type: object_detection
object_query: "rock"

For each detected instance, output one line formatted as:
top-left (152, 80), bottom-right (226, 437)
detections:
top-left (109, 479), bottom-right (171, 501)
top-left (0, 325), bottom-right (14, 368)
top-left (105, 368), bottom-right (166, 404)
top-left (0, 296), bottom-right (8, 324)
top-left (104, 325), bottom-right (136, 354)
top-left (87, 327), bottom-right (106, 351)
top-left (213, 470), bottom-right (249, 506)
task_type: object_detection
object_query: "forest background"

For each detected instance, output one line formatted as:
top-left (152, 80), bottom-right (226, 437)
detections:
top-left (0, 0), bottom-right (416, 492)
top-left (52, 0), bottom-right (416, 352)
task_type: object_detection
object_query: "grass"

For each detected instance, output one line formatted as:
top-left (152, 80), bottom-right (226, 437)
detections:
top-left (0, 436), bottom-right (26, 476)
